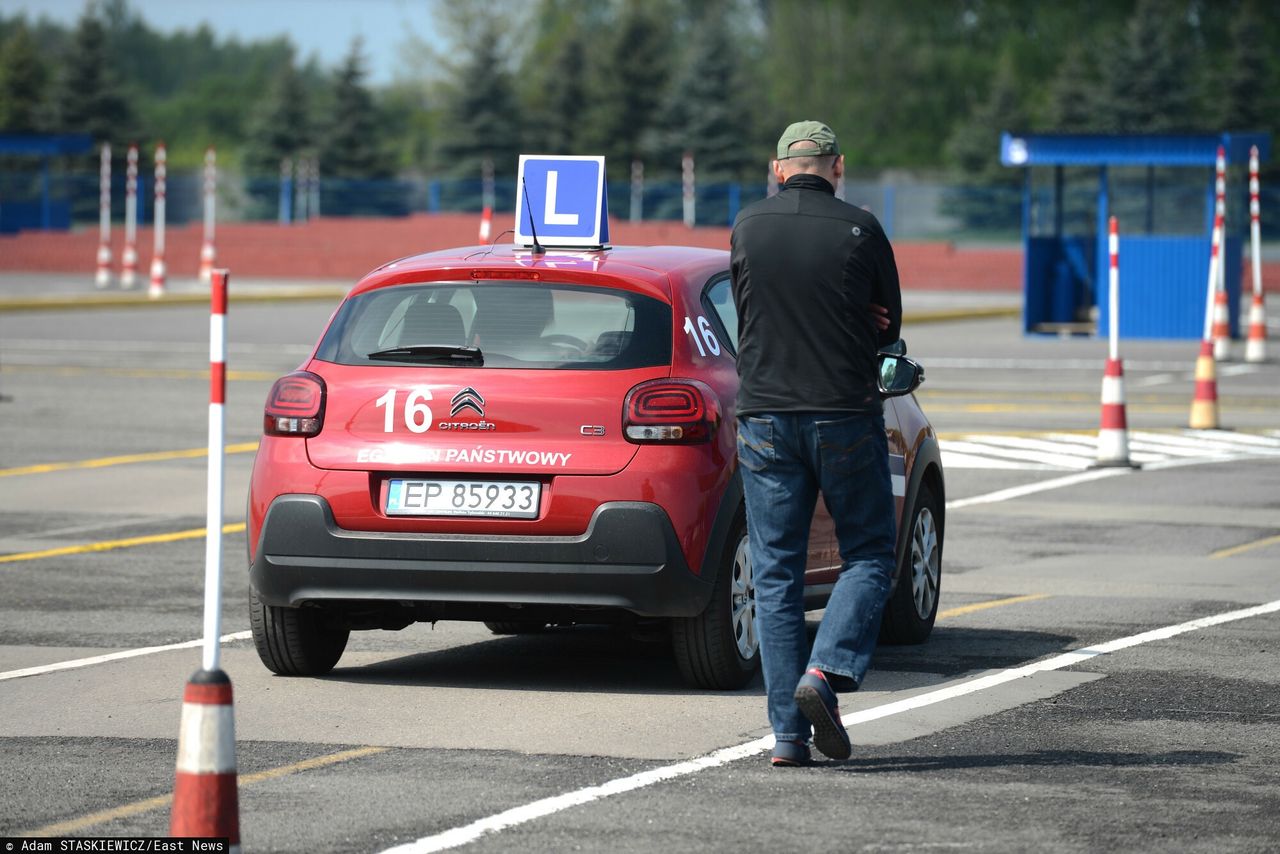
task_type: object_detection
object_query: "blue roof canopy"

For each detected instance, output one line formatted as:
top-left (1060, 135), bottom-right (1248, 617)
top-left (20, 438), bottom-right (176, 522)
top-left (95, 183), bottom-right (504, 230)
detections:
top-left (0, 133), bottom-right (95, 156)
top-left (1001, 132), bottom-right (1270, 167)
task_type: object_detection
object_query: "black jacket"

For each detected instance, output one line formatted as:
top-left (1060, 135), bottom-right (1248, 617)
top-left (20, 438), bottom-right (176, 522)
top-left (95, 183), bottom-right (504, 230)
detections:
top-left (729, 173), bottom-right (902, 416)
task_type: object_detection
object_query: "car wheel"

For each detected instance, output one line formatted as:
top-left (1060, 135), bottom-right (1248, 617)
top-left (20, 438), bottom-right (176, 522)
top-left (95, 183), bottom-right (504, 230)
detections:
top-left (672, 512), bottom-right (760, 689)
top-left (249, 584), bottom-right (349, 675)
top-left (483, 621), bottom-right (548, 635)
top-left (880, 481), bottom-right (942, 644)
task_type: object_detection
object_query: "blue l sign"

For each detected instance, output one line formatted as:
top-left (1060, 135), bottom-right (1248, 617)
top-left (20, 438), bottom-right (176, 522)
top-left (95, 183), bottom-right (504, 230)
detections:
top-left (515, 155), bottom-right (610, 248)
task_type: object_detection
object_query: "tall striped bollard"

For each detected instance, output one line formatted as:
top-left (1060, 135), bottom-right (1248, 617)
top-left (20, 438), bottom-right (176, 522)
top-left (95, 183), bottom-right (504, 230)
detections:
top-left (1211, 146), bottom-right (1231, 361)
top-left (95, 143), bottom-right (113, 289)
top-left (120, 144), bottom-right (139, 289)
top-left (199, 147), bottom-right (217, 285)
top-left (171, 268), bottom-right (239, 850)
top-left (148, 142), bottom-right (168, 299)
top-left (1245, 144), bottom-right (1267, 363)
top-left (1097, 216), bottom-right (1134, 467)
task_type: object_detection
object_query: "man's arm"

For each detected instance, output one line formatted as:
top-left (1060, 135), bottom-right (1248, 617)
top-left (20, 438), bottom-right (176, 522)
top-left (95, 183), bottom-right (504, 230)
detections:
top-left (872, 229), bottom-right (903, 346)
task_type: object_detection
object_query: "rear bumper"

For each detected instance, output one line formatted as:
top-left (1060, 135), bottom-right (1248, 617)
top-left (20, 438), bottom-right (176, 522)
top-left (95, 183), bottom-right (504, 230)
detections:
top-left (249, 494), bottom-right (715, 618)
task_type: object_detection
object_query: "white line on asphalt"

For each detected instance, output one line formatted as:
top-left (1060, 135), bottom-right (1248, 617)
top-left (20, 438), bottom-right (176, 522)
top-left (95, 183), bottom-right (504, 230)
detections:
top-left (945, 468), bottom-right (1130, 510)
top-left (0, 463), bottom-right (1122, 683)
top-left (0, 631), bottom-right (252, 682)
top-left (379, 598), bottom-right (1280, 854)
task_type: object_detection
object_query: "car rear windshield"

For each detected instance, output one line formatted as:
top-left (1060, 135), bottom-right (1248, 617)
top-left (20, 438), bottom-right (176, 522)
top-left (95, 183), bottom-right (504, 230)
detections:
top-left (315, 281), bottom-right (672, 370)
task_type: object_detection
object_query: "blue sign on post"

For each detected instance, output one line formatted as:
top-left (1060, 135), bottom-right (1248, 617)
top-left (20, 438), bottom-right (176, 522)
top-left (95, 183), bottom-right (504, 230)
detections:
top-left (515, 155), bottom-right (610, 248)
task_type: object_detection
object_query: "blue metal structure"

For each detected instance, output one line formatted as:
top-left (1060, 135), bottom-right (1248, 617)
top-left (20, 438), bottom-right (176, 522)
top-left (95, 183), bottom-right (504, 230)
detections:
top-left (1002, 132), bottom-right (1271, 339)
top-left (0, 134), bottom-right (94, 233)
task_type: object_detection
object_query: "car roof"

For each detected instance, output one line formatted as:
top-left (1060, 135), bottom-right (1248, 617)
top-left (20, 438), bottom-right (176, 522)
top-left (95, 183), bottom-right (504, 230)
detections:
top-left (350, 244), bottom-right (730, 301)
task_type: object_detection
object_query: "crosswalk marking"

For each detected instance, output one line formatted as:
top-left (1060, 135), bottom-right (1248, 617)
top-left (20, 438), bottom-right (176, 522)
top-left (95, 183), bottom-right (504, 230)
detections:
top-left (940, 429), bottom-right (1280, 471)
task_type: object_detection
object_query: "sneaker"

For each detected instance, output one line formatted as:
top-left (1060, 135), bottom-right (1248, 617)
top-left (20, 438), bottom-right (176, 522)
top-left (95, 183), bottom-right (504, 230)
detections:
top-left (770, 739), bottom-right (811, 767)
top-left (794, 668), bottom-right (851, 760)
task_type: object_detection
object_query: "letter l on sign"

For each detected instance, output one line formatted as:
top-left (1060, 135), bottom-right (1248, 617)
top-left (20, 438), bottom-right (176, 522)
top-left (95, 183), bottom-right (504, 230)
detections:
top-left (543, 171), bottom-right (580, 226)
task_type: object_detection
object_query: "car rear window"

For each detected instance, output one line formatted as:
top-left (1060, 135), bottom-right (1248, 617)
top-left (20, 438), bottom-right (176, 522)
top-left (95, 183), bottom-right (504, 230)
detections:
top-left (315, 282), bottom-right (672, 370)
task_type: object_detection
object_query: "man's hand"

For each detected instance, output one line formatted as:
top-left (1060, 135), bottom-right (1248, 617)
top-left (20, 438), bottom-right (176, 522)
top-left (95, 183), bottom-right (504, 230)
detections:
top-left (869, 302), bottom-right (891, 332)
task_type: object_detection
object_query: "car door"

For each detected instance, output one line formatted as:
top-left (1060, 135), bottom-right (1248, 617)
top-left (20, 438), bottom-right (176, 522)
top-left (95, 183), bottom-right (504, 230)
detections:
top-left (701, 275), bottom-right (838, 584)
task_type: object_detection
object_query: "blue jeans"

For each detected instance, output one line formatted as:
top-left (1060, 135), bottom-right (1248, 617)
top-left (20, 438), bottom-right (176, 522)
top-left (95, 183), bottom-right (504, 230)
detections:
top-left (737, 412), bottom-right (896, 742)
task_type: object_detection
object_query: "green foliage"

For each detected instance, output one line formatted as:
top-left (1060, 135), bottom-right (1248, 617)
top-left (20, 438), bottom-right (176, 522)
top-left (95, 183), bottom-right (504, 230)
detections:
top-left (2, 0), bottom-right (1278, 197)
top-left (652, 0), bottom-right (758, 180)
top-left (242, 59), bottom-right (313, 177)
top-left (581, 0), bottom-right (675, 178)
top-left (431, 0), bottom-right (524, 179)
top-left (0, 20), bottom-right (49, 132)
top-left (321, 39), bottom-right (396, 179)
top-left (51, 4), bottom-right (136, 146)
top-left (1095, 0), bottom-right (1200, 133)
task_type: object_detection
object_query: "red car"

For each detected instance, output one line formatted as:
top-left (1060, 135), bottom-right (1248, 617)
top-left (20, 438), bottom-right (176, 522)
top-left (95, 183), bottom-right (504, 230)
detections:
top-left (247, 244), bottom-right (944, 688)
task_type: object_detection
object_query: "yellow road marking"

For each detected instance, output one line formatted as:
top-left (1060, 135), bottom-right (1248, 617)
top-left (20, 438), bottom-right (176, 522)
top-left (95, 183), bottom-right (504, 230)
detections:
top-left (0, 443), bottom-right (260, 479)
top-left (21, 746), bottom-right (389, 837)
top-left (1211, 533), bottom-right (1280, 560)
top-left (937, 593), bottom-right (1050, 620)
top-left (0, 523), bottom-right (247, 564)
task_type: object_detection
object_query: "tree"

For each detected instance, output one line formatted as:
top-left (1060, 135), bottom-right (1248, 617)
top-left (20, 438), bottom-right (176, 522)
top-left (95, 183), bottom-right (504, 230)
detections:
top-left (653, 0), bottom-right (758, 180)
top-left (944, 48), bottom-right (1028, 231)
top-left (1044, 42), bottom-right (1102, 133)
top-left (242, 58), bottom-right (313, 176)
top-left (1096, 0), bottom-right (1200, 133)
top-left (0, 20), bottom-right (49, 132)
top-left (52, 4), bottom-right (136, 144)
top-left (321, 39), bottom-right (395, 179)
top-left (1212, 0), bottom-right (1273, 131)
top-left (583, 0), bottom-right (675, 178)
top-left (433, 6), bottom-right (523, 180)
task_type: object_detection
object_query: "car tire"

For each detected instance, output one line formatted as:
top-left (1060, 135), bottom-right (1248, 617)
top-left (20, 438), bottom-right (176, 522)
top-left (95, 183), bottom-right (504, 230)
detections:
top-left (672, 511), bottom-right (760, 690)
top-left (880, 481), bottom-right (942, 645)
top-left (483, 621), bottom-right (548, 635)
top-left (249, 584), bottom-right (349, 675)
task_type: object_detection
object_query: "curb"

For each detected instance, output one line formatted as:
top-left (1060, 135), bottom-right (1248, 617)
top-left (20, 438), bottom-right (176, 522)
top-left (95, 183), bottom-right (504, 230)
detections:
top-left (904, 306), bottom-right (1021, 324)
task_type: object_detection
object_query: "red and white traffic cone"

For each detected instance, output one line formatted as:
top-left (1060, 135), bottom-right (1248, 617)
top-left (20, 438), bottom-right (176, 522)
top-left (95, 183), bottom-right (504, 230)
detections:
top-left (1097, 358), bottom-right (1133, 466)
top-left (479, 205), bottom-right (492, 243)
top-left (1211, 286), bottom-right (1231, 361)
top-left (171, 668), bottom-right (240, 851)
top-left (1189, 340), bottom-right (1219, 429)
top-left (1244, 294), bottom-right (1267, 363)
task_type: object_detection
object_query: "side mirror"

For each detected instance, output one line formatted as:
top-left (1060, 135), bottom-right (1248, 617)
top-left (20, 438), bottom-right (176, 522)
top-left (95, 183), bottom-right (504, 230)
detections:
top-left (878, 353), bottom-right (924, 397)
top-left (879, 339), bottom-right (907, 357)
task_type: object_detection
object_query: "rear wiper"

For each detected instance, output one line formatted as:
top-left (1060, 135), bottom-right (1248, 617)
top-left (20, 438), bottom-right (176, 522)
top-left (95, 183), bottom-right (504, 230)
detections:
top-left (366, 344), bottom-right (484, 365)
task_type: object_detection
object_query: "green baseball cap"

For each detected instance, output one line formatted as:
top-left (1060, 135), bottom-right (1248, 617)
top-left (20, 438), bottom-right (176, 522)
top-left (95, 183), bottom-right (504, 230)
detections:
top-left (776, 120), bottom-right (840, 160)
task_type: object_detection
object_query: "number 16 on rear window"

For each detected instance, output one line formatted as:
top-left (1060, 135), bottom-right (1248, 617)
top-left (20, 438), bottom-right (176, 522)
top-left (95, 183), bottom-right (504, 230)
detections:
top-left (684, 315), bottom-right (721, 358)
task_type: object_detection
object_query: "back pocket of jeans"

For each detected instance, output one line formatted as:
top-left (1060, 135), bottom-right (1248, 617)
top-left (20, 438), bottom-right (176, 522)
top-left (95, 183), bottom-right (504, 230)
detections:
top-left (816, 415), bottom-right (877, 477)
top-left (736, 417), bottom-right (774, 473)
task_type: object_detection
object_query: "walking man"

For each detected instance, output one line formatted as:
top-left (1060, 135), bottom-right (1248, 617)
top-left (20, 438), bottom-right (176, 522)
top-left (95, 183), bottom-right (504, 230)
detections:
top-left (730, 121), bottom-right (902, 765)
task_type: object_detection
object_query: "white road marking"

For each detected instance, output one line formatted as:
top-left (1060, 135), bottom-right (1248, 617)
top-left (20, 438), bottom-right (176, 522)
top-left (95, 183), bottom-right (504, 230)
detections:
top-left (379, 598), bottom-right (1280, 853)
top-left (0, 631), bottom-right (252, 682)
top-left (941, 429), bottom-right (1280, 471)
top-left (945, 468), bottom-right (1129, 509)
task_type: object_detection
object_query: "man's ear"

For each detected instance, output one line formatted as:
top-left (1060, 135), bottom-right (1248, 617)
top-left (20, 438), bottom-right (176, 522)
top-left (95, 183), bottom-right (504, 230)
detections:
top-left (772, 159), bottom-right (788, 183)
top-left (832, 154), bottom-right (845, 180)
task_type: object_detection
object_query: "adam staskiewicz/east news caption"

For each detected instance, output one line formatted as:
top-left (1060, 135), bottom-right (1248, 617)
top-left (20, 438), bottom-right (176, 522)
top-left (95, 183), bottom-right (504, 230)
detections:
top-left (3, 839), bottom-right (228, 852)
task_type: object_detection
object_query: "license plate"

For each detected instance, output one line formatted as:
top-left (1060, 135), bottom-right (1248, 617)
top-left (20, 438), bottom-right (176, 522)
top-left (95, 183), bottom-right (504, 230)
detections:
top-left (386, 479), bottom-right (541, 519)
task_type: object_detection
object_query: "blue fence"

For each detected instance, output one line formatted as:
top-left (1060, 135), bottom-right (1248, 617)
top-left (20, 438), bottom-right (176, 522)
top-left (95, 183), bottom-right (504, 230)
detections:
top-left (4, 168), bottom-right (1279, 241)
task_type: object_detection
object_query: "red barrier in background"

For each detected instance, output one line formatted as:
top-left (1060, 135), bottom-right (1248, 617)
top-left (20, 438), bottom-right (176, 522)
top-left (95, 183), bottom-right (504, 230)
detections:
top-left (3, 212), bottom-right (1276, 292)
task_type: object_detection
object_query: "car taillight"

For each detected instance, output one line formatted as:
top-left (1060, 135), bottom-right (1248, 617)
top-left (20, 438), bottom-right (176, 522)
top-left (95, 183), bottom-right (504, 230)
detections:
top-left (623, 379), bottom-right (720, 444)
top-left (264, 371), bottom-right (326, 437)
